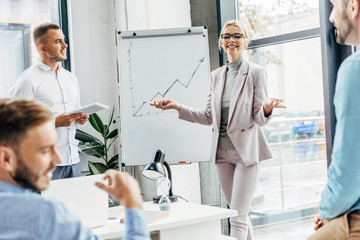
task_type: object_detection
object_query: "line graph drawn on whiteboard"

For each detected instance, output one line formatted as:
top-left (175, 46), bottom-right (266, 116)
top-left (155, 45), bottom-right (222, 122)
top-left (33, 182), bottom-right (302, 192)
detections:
top-left (117, 27), bottom-right (212, 166)
top-left (127, 42), bottom-right (206, 117)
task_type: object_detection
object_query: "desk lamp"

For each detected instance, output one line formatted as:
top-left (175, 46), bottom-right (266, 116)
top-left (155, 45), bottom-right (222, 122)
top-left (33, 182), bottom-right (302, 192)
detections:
top-left (142, 150), bottom-right (178, 203)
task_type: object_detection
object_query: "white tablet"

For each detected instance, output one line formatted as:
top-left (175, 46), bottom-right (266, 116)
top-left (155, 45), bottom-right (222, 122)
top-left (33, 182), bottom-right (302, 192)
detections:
top-left (65, 102), bottom-right (109, 115)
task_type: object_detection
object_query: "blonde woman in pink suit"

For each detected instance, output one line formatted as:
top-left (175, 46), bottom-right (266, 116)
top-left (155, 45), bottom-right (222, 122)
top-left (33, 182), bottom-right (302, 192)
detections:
top-left (152, 20), bottom-right (285, 240)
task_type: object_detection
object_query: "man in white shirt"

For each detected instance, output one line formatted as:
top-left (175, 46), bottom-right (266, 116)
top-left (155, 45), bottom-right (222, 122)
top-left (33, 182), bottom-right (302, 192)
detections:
top-left (10, 23), bottom-right (88, 179)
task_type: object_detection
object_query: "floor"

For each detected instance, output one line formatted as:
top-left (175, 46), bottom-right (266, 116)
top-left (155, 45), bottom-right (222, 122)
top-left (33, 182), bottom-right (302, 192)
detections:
top-left (253, 217), bottom-right (316, 240)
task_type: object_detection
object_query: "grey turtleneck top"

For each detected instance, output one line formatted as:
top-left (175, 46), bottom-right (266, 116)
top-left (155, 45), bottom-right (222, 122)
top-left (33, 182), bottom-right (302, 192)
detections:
top-left (217, 58), bottom-right (243, 150)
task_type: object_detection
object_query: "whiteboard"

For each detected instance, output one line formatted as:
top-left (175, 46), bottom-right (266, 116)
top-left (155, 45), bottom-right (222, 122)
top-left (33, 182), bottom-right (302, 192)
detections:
top-left (117, 27), bottom-right (212, 166)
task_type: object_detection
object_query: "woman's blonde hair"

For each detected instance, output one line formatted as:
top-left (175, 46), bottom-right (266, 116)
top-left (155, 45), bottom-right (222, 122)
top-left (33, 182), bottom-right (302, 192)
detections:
top-left (218, 20), bottom-right (249, 50)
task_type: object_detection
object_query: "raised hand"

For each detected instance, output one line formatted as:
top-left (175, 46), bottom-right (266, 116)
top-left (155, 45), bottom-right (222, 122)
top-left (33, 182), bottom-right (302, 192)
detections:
top-left (264, 98), bottom-right (286, 117)
top-left (265, 98), bottom-right (286, 109)
top-left (95, 170), bottom-right (143, 209)
top-left (150, 99), bottom-right (181, 111)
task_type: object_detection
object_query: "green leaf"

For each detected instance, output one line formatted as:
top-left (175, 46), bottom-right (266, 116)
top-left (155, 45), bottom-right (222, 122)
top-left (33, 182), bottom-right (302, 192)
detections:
top-left (76, 108), bottom-right (119, 175)
top-left (106, 137), bottom-right (118, 152)
top-left (88, 161), bottom-right (108, 175)
top-left (79, 144), bottom-right (105, 158)
top-left (75, 129), bottom-right (102, 143)
top-left (89, 113), bottom-right (105, 135)
top-left (104, 125), bottom-right (109, 136)
top-left (105, 129), bottom-right (118, 139)
top-left (106, 107), bottom-right (115, 135)
top-left (108, 161), bottom-right (119, 170)
top-left (107, 154), bottom-right (119, 169)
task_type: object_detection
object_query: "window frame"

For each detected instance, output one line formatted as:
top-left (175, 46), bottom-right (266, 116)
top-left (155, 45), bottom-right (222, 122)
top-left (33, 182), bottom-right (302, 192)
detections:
top-left (247, 28), bottom-right (320, 49)
top-left (0, 23), bottom-right (31, 70)
top-left (59, 0), bottom-right (71, 71)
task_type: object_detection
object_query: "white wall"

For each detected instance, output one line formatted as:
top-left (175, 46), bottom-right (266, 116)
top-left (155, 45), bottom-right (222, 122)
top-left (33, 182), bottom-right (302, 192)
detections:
top-left (68, 0), bottom-right (119, 172)
top-left (69, 0), bottom-right (202, 203)
top-left (68, 0), bottom-right (117, 108)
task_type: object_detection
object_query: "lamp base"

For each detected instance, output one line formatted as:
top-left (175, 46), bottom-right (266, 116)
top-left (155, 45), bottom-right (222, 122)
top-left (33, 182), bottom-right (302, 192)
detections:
top-left (152, 195), bottom-right (178, 203)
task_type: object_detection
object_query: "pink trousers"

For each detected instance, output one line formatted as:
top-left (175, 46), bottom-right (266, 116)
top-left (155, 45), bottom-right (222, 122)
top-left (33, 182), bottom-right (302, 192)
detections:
top-left (215, 149), bottom-right (260, 240)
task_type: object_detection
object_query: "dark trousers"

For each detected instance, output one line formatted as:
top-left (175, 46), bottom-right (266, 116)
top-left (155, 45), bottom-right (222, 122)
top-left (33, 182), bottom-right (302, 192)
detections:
top-left (52, 162), bottom-right (81, 180)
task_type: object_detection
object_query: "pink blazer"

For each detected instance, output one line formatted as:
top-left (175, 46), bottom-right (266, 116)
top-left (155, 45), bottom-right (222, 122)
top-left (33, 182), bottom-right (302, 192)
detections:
top-left (179, 59), bottom-right (273, 166)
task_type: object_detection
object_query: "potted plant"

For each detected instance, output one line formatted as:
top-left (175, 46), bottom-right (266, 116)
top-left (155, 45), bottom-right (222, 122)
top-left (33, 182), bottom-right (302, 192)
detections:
top-left (75, 107), bottom-right (119, 174)
top-left (75, 107), bottom-right (119, 206)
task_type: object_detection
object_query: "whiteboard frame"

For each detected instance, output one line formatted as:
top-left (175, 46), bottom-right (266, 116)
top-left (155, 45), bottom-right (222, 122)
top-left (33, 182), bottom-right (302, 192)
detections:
top-left (117, 26), bottom-right (211, 167)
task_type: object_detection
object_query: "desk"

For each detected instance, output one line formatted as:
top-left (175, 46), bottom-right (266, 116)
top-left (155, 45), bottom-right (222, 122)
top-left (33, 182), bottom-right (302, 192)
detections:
top-left (93, 202), bottom-right (237, 240)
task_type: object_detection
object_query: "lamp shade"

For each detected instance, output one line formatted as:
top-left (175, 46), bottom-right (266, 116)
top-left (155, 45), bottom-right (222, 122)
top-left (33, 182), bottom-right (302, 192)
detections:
top-left (141, 150), bottom-right (178, 203)
top-left (142, 162), bottom-right (166, 180)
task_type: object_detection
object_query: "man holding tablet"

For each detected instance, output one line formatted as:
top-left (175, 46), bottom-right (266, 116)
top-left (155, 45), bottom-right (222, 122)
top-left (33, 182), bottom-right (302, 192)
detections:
top-left (10, 22), bottom-right (88, 179)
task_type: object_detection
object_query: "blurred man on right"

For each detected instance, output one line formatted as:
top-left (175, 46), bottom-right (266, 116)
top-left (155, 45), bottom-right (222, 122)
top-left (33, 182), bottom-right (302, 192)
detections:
top-left (307, 0), bottom-right (360, 239)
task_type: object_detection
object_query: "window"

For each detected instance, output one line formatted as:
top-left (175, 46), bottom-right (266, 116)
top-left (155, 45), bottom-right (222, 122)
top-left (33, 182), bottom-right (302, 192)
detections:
top-left (239, 0), bottom-right (319, 39)
top-left (238, 0), bottom-right (327, 226)
top-left (0, 0), bottom-right (60, 97)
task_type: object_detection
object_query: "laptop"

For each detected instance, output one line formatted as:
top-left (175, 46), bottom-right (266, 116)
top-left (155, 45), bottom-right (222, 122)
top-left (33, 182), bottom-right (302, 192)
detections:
top-left (42, 174), bottom-right (108, 228)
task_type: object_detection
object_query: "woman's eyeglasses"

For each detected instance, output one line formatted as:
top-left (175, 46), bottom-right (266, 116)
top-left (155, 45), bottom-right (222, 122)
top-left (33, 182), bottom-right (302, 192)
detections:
top-left (221, 33), bottom-right (245, 40)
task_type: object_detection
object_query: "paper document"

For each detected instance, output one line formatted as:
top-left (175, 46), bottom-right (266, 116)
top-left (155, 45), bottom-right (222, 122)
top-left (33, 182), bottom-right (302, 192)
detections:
top-left (65, 102), bottom-right (109, 115)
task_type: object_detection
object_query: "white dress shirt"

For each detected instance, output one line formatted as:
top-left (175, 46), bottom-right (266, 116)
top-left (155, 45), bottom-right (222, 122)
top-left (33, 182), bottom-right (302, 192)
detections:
top-left (10, 59), bottom-right (81, 166)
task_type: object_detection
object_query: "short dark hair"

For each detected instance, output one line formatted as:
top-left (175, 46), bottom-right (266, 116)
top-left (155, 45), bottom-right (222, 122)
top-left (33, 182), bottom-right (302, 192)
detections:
top-left (33, 22), bottom-right (60, 46)
top-left (0, 99), bottom-right (53, 150)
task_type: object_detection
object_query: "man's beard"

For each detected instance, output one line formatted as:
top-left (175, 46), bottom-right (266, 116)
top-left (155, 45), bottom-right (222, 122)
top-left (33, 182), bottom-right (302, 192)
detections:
top-left (13, 155), bottom-right (55, 192)
top-left (49, 50), bottom-right (67, 62)
top-left (50, 55), bottom-right (66, 62)
top-left (335, 11), bottom-right (352, 45)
